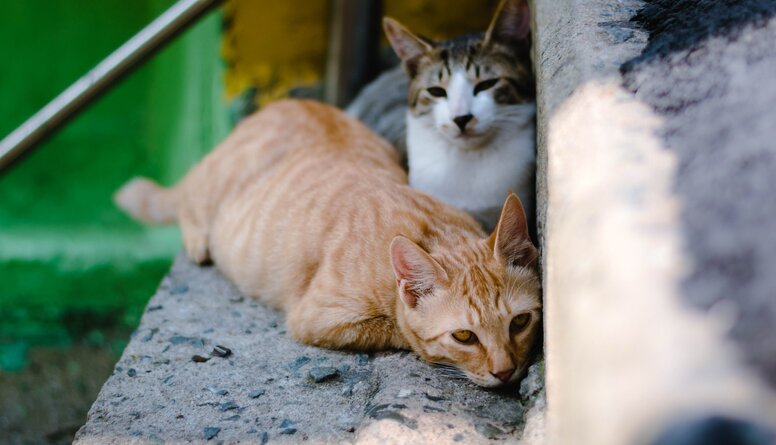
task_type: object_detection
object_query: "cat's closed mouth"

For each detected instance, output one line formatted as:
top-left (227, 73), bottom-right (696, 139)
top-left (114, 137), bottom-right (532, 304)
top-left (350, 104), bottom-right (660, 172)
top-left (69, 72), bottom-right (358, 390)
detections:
top-left (454, 130), bottom-right (478, 139)
top-left (450, 132), bottom-right (495, 150)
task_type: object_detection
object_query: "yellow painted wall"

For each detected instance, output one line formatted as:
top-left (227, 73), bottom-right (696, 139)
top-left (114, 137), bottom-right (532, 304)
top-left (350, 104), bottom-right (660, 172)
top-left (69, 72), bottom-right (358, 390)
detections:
top-left (222, 1), bottom-right (328, 101)
top-left (383, 0), bottom-right (498, 40)
top-left (223, 0), bottom-right (500, 104)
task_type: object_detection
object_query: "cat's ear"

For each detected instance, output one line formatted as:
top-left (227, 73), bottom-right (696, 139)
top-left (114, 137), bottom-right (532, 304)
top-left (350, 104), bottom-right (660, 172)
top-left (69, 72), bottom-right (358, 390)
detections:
top-left (484, 0), bottom-right (531, 47)
top-left (383, 17), bottom-right (433, 76)
top-left (488, 193), bottom-right (538, 269)
top-left (390, 236), bottom-right (448, 309)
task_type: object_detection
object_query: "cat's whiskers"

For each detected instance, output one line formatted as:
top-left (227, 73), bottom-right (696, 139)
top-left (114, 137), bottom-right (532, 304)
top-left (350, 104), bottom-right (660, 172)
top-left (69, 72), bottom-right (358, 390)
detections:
top-left (491, 109), bottom-right (534, 126)
top-left (432, 362), bottom-right (468, 380)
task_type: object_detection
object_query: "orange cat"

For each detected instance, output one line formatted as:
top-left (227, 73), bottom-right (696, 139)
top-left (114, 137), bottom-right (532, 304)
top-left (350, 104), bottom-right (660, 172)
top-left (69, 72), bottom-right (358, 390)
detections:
top-left (115, 100), bottom-right (540, 387)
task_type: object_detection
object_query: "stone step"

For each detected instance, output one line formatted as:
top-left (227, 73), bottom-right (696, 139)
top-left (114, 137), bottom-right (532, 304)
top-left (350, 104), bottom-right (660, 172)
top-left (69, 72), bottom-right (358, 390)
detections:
top-left (73, 255), bottom-right (545, 444)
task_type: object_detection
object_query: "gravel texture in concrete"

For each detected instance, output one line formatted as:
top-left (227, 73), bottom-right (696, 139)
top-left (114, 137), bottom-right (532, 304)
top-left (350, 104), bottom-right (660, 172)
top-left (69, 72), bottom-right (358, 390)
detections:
top-left (623, 0), bottom-right (776, 388)
top-left (74, 254), bottom-right (545, 445)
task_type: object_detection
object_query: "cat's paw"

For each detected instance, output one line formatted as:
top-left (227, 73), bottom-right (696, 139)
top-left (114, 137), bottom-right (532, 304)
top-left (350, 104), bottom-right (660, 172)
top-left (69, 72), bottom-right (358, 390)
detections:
top-left (183, 230), bottom-right (210, 265)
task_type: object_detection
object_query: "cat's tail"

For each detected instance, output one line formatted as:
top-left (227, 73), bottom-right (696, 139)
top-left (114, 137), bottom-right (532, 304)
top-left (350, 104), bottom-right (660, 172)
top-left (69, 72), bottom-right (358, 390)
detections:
top-left (114, 177), bottom-right (179, 224)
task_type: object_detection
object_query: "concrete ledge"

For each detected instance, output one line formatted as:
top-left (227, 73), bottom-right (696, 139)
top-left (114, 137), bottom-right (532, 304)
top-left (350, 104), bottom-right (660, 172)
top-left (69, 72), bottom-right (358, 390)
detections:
top-left (534, 0), bottom-right (776, 444)
top-left (75, 254), bottom-right (545, 444)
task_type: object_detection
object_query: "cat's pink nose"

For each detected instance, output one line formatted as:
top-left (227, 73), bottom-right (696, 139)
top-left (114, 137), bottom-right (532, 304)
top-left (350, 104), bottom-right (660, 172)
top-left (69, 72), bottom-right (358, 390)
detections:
top-left (453, 114), bottom-right (474, 132)
top-left (491, 367), bottom-right (516, 383)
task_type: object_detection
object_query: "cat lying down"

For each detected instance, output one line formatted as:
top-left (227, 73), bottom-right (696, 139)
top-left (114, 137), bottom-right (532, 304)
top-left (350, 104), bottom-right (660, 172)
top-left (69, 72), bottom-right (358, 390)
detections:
top-left (115, 100), bottom-right (541, 388)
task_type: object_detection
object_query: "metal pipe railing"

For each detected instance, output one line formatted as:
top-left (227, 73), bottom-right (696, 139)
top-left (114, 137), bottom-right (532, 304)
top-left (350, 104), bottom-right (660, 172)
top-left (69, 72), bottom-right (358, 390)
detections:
top-left (0, 0), bottom-right (224, 172)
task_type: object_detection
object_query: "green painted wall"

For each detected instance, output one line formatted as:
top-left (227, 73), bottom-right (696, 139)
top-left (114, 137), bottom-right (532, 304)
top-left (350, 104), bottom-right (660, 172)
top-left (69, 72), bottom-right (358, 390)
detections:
top-left (0, 0), bottom-right (228, 370)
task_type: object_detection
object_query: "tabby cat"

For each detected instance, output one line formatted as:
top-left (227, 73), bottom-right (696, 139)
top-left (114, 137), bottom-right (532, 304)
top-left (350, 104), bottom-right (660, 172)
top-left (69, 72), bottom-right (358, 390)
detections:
top-left (115, 100), bottom-right (541, 387)
top-left (347, 0), bottom-right (535, 232)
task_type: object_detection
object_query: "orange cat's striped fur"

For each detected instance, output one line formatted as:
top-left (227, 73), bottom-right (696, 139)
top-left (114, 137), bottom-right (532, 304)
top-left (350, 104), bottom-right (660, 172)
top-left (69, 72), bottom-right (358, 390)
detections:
top-left (116, 100), bottom-right (540, 387)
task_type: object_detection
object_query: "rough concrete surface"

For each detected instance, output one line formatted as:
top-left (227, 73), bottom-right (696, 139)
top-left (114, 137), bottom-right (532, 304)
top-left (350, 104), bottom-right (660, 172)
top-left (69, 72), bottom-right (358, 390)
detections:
top-left (533, 0), bottom-right (776, 444)
top-left (74, 254), bottom-right (544, 445)
top-left (623, 0), bottom-right (776, 389)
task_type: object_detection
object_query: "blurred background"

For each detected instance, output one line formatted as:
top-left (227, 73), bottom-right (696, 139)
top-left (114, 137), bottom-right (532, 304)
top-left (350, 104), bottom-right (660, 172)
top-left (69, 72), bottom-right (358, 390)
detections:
top-left (0, 0), bottom-right (497, 443)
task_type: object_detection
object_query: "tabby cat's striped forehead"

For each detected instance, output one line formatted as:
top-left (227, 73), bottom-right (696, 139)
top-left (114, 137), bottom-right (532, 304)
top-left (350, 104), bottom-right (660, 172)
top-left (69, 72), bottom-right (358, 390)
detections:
top-left (407, 33), bottom-right (534, 111)
top-left (436, 239), bottom-right (537, 298)
top-left (435, 239), bottom-right (503, 287)
top-left (435, 242), bottom-right (541, 327)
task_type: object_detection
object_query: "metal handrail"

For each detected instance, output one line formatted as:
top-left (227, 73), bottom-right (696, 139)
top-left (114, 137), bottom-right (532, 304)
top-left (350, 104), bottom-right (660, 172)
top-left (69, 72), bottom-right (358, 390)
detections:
top-left (0, 0), bottom-right (224, 172)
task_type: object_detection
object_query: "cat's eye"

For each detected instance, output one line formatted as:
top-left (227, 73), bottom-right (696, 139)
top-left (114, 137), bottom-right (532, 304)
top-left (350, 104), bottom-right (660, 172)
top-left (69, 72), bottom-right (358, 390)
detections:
top-left (510, 313), bottom-right (531, 334)
top-left (452, 330), bottom-right (478, 344)
top-left (474, 78), bottom-right (500, 95)
top-left (427, 87), bottom-right (447, 98)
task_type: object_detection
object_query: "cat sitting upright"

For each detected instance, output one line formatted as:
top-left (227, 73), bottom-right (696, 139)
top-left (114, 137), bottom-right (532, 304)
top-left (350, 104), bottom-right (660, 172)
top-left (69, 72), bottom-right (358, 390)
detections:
top-left (116, 100), bottom-right (541, 388)
top-left (347, 0), bottom-right (535, 232)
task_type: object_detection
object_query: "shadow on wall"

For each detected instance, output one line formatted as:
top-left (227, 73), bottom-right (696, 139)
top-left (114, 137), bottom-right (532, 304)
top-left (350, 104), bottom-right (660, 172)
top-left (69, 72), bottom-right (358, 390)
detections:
top-left (622, 0), bottom-right (776, 72)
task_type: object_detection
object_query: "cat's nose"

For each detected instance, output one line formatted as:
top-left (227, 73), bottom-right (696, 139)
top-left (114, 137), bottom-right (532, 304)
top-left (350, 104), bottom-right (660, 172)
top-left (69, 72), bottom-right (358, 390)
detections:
top-left (491, 367), bottom-right (516, 383)
top-left (453, 114), bottom-right (474, 132)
